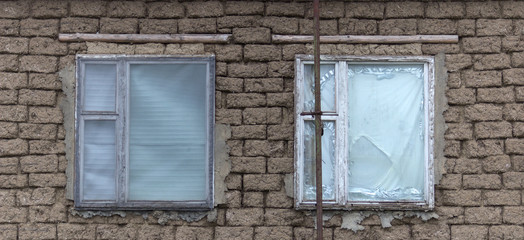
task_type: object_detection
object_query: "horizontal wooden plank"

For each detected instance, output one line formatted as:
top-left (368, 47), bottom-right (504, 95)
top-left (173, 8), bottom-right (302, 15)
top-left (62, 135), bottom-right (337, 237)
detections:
top-left (273, 35), bottom-right (459, 44)
top-left (59, 33), bottom-right (231, 43)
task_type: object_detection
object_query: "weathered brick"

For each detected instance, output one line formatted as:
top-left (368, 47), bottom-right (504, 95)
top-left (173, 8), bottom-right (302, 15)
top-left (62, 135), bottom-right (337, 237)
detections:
top-left (489, 226), bottom-right (524, 240)
top-left (267, 125), bottom-right (293, 141)
top-left (245, 78), bottom-right (283, 93)
top-left (444, 106), bottom-right (462, 123)
top-left (231, 125), bottom-right (266, 140)
top-left (147, 2), bottom-right (184, 18)
top-left (516, 86), bottom-right (524, 102)
top-left (474, 54), bottom-right (510, 70)
top-left (228, 63), bottom-right (267, 78)
top-left (225, 1), bottom-right (263, 15)
top-left (216, 109), bottom-right (242, 125)
top-left (502, 36), bottom-right (524, 52)
top-left (17, 187), bottom-right (55, 206)
top-left (31, 1), bottom-right (67, 18)
top-left (438, 174), bottom-right (462, 190)
top-left (463, 174), bottom-right (501, 189)
top-left (0, 157), bottom-right (18, 174)
top-left (107, 1), bottom-right (146, 18)
top-left (466, 2), bottom-right (501, 18)
top-left (231, 157), bottom-right (265, 174)
top-left (267, 158), bottom-right (293, 174)
top-left (503, 68), bottom-right (524, 85)
top-left (446, 88), bottom-right (475, 105)
top-left (28, 173), bottom-right (65, 187)
top-left (0, 122), bottom-right (17, 139)
top-left (378, 19), bottom-right (417, 35)
top-left (254, 226), bottom-right (292, 240)
top-left (267, 93), bottom-right (293, 108)
top-left (475, 121), bottom-right (512, 139)
top-left (503, 104), bottom-right (524, 121)
top-left (20, 155), bottom-right (58, 173)
top-left (503, 172), bottom-right (524, 189)
top-left (265, 209), bottom-right (304, 226)
top-left (483, 190), bottom-right (520, 206)
top-left (215, 45), bottom-right (243, 62)
top-left (426, 2), bottom-right (465, 18)
top-left (178, 18), bottom-right (216, 34)
top-left (226, 208), bottom-right (264, 226)
top-left (385, 2), bottom-right (424, 18)
top-left (418, 19), bottom-right (457, 35)
top-left (445, 54), bottom-right (472, 72)
top-left (164, 43), bottom-right (205, 55)
top-left (305, 2), bottom-right (344, 19)
top-left (70, 1), bottom-right (106, 17)
top-left (29, 203), bottom-right (66, 223)
top-left (58, 224), bottom-right (96, 240)
top-left (299, 19), bottom-right (338, 35)
top-left (338, 18), bottom-right (377, 35)
top-left (482, 155), bottom-right (511, 173)
top-left (444, 141), bottom-right (461, 158)
top-left (0, 138), bottom-right (28, 156)
top-left (447, 158), bottom-right (482, 174)
top-left (233, 28), bottom-right (270, 44)
top-left (215, 227), bottom-right (254, 240)
top-left (218, 16), bottom-right (259, 29)
top-left (463, 140), bottom-right (504, 157)
top-left (244, 173), bottom-right (281, 191)
top-left (0, 37), bottom-right (28, 54)
top-left (477, 19), bottom-right (512, 36)
top-left (28, 73), bottom-right (60, 90)
top-left (504, 207), bottom-right (524, 224)
top-left (29, 107), bottom-right (63, 124)
top-left (20, 55), bottom-right (57, 73)
top-left (346, 2), bottom-right (384, 19)
top-left (502, 1), bottom-right (524, 18)
top-left (243, 108), bottom-right (268, 125)
top-left (96, 225), bottom-right (137, 240)
top-left (266, 190), bottom-right (293, 208)
top-left (515, 122), bottom-right (524, 137)
top-left (0, 19), bottom-right (19, 36)
top-left (0, 54), bottom-right (18, 71)
top-left (0, 225), bottom-right (17, 239)
top-left (506, 138), bottom-right (524, 154)
top-left (0, 206), bottom-right (27, 223)
top-left (451, 225), bottom-right (488, 240)
top-left (137, 225), bottom-right (175, 239)
top-left (463, 37), bottom-right (501, 54)
top-left (435, 207), bottom-right (464, 224)
top-left (243, 191), bottom-right (263, 207)
top-left (465, 104), bottom-right (503, 121)
top-left (100, 18), bottom-right (138, 34)
top-left (464, 70), bottom-right (502, 87)
top-left (227, 93), bottom-right (266, 108)
top-left (20, 19), bottom-right (58, 37)
top-left (19, 89), bottom-right (56, 106)
top-left (260, 17), bottom-right (299, 35)
top-left (442, 190), bottom-right (481, 206)
top-left (0, 1), bottom-right (28, 18)
top-left (226, 173), bottom-right (242, 190)
top-left (411, 224), bottom-right (451, 240)
top-left (477, 87), bottom-right (514, 103)
top-left (266, 2), bottom-right (304, 17)
top-left (0, 174), bottom-right (27, 188)
top-left (29, 140), bottom-right (64, 154)
top-left (0, 90), bottom-right (17, 104)
top-left (186, 1), bottom-right (223, 17)
top-left (60, 18), bottom-right (99, 33)
top-left (244, 45), bottom-right (282, 62)
top-left (268, 61), bottom-right (293, 78)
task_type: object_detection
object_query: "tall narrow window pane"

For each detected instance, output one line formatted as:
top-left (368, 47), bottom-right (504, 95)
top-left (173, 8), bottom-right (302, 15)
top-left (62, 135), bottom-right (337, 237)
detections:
top-left (304, 64), bottom-right (336, 112)
top-left (303, 121), bottom-right (336, 201)
top-left (129, 63), bottom-right (208, 201)
top-left (347, 64), bottom-right (425, 201)
top-left (84, 64), bottom-right (116, 112)
top-left (83, 120), bottom-right (117, 201)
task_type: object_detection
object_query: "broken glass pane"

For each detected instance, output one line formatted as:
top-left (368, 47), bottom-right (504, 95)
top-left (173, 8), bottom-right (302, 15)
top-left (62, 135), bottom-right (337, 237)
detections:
top-left (347, 64), bottom-right (425, 201)
top-left (303, 121), bottom-right (336, 201)
top-left (303, 64), bottom-right (336, 112)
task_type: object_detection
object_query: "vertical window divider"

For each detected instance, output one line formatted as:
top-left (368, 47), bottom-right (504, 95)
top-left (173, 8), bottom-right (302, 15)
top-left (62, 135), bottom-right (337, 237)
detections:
top-left (337, 60), bottom-right (348, 206)
top-left (117, 59), bottom-right (126, 205)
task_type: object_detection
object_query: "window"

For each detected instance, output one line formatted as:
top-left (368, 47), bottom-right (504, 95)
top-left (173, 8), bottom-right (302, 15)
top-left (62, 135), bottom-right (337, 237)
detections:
top-left (75, 55), bottom-right (215, 210)
top-left (295, 55), bottom-right (434, 210)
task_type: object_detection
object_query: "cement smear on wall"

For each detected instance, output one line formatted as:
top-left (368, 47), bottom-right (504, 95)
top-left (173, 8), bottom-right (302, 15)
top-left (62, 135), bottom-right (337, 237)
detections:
top-left (59, 65), bottom-right (76, 200)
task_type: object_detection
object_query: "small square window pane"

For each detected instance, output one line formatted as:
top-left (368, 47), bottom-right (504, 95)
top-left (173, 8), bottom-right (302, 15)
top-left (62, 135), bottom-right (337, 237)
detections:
top-left (303, 121), bottom-right (336, 201)
top-left (84, 64), bottom-right (117, 112)
top-left (347, 64), bottom-right (425, 201)
top-left (83, 120), bottom-right (117, 201)
top-left (128, 63), bottom-right (208, 201)
top-left (304, 64), bottom-right (336, 112)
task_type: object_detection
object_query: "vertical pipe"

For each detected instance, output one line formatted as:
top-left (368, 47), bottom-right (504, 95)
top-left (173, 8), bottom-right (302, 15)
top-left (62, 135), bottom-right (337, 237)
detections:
top-left (313, 0), bottom-right (323, 239)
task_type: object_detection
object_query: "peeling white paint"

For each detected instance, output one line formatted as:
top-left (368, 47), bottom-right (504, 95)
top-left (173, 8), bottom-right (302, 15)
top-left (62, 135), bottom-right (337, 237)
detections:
top-left (340, 211), bottom-right (439, 232)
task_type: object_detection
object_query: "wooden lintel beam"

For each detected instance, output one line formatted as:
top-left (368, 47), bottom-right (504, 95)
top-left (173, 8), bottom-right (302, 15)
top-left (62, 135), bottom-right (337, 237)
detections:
top-left (272, 35), bottom-right (459, 44)
top-left (59, 33), bottom-right (231, 43)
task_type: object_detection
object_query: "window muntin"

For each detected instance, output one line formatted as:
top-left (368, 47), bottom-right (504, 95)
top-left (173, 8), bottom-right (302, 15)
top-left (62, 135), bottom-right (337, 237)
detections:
top-left (295, 56), bottom-right (434, 210)
top-left (75, 55), bottom-right (215, 210)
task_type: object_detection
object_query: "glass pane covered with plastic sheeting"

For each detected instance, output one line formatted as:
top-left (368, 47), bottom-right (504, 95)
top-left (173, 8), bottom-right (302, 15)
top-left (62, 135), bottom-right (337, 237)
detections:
top-left (128, 63), bottom-right (208, 201)
top-left (84, 64), bottom-right (117, 112)
top-left (303, 121), bottom-right (336, 201)
top-left (303, 64), bottom-right (336, 112)
top-left (347, 64), bottom-right (425, 202)
top-left (83, 120), bottom-right (117, 201)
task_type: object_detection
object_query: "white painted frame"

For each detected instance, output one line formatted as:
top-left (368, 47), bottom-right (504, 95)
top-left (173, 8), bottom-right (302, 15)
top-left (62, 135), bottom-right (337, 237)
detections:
top-left (75, 55), bottom-right (215, 210)
top-left (294, 55), bottom-right (435, 210)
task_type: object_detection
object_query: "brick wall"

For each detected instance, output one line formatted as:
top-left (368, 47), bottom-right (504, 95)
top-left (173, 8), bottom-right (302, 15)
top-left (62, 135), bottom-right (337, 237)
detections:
top-left (0, 0), bottom-right (523, 239)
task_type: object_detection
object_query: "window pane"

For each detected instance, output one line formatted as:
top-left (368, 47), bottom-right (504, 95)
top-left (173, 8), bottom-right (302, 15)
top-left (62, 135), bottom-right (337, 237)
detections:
top-left (304, 64), bottom-right (336, 112)
top-left (347, 64), bottom-right (425, 201)
top-left (303, 121), bottom-right (336, 201)
top-left (83, 120), bottom-right (117, 201)
top-left (129, 63), bottom-right (208, 201)
top-left (84, 64), bottom-right (117, 112)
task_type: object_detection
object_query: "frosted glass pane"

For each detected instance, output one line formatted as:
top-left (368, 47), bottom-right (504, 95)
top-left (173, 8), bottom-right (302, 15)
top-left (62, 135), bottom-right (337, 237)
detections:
top-left (347, 64), bottom-right (425, 201)
top-left (129, 63), bottom-right (208, 201)
top-left (304, 64), bottom-right (336, 112)
top-left (303, 121), bottom-right (335, 201)
top-left (84, 64), bottom-right (116, 111)
top-left (83, 120), bottom-right (116, 201)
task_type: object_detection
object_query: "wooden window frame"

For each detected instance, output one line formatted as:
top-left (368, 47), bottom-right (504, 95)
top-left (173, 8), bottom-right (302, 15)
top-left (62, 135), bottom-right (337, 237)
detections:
top-left (294, 55), bottom-right (435, 210)
top-left (74, 55), bottom-right (215, 210)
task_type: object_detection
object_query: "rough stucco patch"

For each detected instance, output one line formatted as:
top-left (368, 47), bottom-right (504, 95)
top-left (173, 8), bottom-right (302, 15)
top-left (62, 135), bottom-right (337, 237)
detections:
top-left (434, 53), bottom-right (448, 184)
top-left (340, 211), bottom-right (439, 232)
top-left (58, 65), bottom-right (75, 200)
top-left (284, 173), bottom-right (294, 198)
top-left (214, 123), bottom-right (231, 205)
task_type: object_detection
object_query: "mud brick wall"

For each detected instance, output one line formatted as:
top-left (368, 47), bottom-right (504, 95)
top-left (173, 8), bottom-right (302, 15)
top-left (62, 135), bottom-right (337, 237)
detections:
top-left (0, 0), bottom-right (524, 239)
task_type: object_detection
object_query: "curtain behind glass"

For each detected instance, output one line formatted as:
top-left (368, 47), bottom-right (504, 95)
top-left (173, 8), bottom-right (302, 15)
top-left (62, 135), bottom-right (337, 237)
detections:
top-left (347, 64), bottom-right (425, 201)
top-left (129, 63), bottom-right (208, 201)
